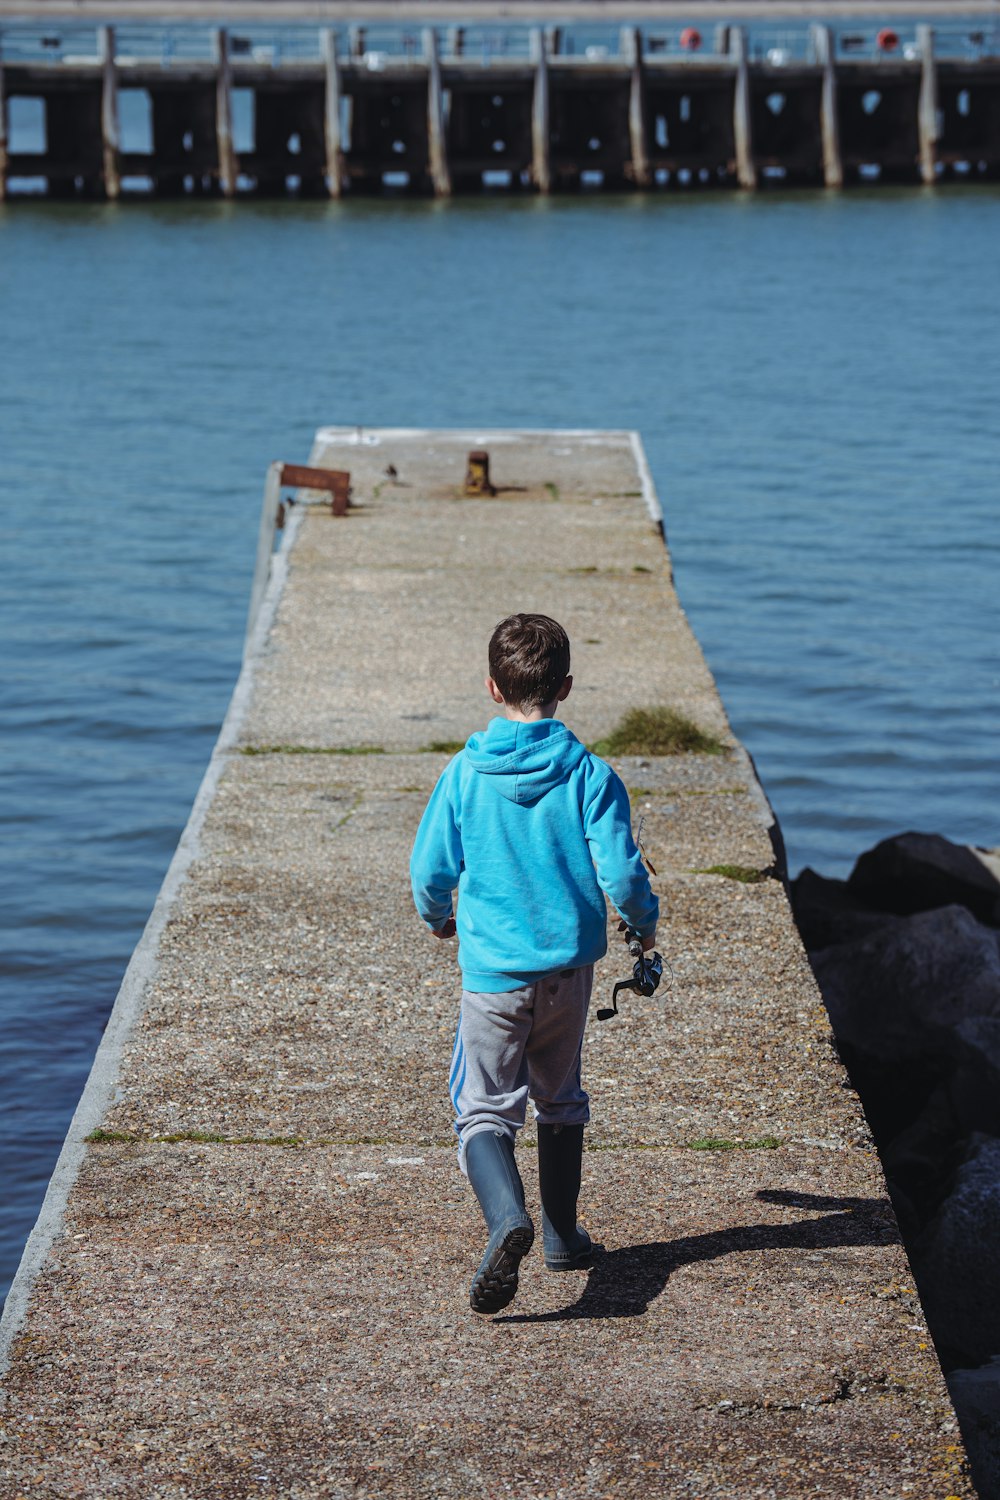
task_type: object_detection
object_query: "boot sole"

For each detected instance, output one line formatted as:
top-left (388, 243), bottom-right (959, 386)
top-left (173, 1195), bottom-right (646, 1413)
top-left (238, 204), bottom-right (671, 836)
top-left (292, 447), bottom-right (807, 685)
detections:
top-left (470, 1224), bottom-right (534, 1315)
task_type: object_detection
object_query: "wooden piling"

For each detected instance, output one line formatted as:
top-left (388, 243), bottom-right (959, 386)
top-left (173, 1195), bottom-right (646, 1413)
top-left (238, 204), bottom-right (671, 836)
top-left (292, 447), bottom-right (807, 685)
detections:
top-left (214, 28), bottom-right (237, 198)
top-left (731, 27), bottom-right (756, 190)
top-left (918, 24), bottom-right (939, 186)
top-left (424, 27), bottom-right (451, 197)
top-left (530, 27), bottom-right (551, 193)
top-left (247, 462), bottom-right (284, 650)
top-left (99, 26), bottom-right (121, 201)
top-left (812, 24), bottom-right (843, 188)
top-left (322, 29), bottom-right (344, 198)
top-left (621, 26), bottom-right (651, 188)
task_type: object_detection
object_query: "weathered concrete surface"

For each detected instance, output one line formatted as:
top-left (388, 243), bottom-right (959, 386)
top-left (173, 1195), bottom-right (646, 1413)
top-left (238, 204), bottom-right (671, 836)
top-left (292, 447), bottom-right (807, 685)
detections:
top-left (0, 430), bottom-right (971, 1497)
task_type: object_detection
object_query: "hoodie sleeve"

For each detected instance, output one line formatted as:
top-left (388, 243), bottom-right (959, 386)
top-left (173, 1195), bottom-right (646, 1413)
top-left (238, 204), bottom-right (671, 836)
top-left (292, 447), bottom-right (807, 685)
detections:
top-left (582, 766), bottom-right (659, 938)
top-left (410, 762), bottom-right (464, 932)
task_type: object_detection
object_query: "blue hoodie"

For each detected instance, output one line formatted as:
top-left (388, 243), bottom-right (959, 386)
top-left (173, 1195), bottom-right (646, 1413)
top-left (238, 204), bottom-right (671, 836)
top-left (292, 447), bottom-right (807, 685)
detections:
top-left (410, 717), bottom-right (659, 993)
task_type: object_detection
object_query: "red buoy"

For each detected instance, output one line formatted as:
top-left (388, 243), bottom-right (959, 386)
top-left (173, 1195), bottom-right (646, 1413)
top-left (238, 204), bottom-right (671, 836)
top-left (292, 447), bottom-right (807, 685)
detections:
top-left (876, 28), bottom-right (899, 52)
top-left (679, 27), bottom-right (702, 51)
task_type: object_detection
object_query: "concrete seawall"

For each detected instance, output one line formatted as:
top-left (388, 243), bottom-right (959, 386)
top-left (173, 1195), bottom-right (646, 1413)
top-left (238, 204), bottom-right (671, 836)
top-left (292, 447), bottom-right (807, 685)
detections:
top-left (0, 429), bottom-right (971, 1496)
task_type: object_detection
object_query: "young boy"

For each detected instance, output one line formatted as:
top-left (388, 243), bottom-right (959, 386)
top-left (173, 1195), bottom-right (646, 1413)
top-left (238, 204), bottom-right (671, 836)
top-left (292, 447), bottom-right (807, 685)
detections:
top-left (410, 613), bottom-right (659, 1315)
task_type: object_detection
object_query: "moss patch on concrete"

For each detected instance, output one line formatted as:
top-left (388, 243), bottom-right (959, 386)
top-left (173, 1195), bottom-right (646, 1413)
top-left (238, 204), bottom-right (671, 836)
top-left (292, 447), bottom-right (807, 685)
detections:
top-left (693, 864), bottom-right (769, 883)
top-left (87, 1128), bottom-right (306, 1147)
top-left (687, 1136), bottom-right (781, 1152)
top-left (592, 707), bottom-right (726, 758)
top-left (241, 744), bottom-right (385, 757)
top-left (85, 1128), bottom-right (455, 1149)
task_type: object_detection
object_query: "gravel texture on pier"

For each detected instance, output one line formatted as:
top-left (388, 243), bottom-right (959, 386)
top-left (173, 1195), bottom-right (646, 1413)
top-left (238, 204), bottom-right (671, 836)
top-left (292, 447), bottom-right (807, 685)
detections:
top-left (0, 430), bottom-right (971, 1497)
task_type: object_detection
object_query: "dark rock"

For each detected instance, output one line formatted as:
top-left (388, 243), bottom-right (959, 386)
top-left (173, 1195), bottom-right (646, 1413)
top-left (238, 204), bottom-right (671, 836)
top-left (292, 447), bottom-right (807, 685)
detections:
top-left (916, 1135), bottom-right (1000, 1367)
top-left (880, 1019), bottom-right (1000, 1231)
top-left (881, 1085), bottom-right (967, 1234)
top-left (848, 832), bottom-right (1000, 928)
top-left (942, 1017), bottom-right (1000, 1139)
top-left (802, 832), bottom-right (1000, 1486)
top-left (811, 905), bottom-right (1000, 1066)
top-left (790, 867), bottom-right (898, 952)
top-left (947, 1358), bottom-right (1000, 1500)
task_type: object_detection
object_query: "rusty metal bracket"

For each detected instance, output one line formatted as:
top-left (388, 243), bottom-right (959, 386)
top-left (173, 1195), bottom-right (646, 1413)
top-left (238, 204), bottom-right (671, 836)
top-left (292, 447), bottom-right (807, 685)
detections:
top-left (279, 462), bottom-right (352, 516)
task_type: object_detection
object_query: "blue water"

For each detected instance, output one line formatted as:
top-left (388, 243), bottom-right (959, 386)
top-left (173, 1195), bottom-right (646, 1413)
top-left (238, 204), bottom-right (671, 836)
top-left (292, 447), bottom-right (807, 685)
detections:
top-left (1, 190), bottom-right (999, 1305)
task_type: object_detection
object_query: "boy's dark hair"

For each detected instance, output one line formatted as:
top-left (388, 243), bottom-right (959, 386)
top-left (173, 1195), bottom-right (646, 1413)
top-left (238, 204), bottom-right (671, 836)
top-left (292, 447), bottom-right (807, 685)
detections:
top-left (488, 614), bottom-right (571, 709)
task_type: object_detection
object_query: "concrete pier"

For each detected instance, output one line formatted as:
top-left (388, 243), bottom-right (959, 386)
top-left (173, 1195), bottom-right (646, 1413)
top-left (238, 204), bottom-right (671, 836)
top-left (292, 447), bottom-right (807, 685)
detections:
top-left (3, 22), bottom-right (1000, 197)
top-left (0, 429), bottom-right (971, 1495)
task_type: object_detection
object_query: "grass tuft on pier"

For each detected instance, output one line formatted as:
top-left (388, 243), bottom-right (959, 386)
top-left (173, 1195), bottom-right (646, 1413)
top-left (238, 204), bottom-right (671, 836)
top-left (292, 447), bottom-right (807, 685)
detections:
top-left (591, 707), bottom-right (725, 758)
top-left (693, 864), bottom-right (768, 883)
top-left (687, 1136), bottom-right (780, 1152)
top-left (241, 744), bottom-right (385, 757)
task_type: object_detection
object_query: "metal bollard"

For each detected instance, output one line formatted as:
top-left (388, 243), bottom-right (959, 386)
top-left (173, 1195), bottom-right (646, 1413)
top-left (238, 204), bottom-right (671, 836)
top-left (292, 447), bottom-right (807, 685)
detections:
top-left (464, 450), bottom-right (497, 496)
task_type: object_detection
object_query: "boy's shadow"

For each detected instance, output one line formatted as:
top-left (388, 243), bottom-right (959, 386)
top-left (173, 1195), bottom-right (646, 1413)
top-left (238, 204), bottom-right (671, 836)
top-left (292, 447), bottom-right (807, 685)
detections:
top-left (500, 1190), bottom-right (901, 1323)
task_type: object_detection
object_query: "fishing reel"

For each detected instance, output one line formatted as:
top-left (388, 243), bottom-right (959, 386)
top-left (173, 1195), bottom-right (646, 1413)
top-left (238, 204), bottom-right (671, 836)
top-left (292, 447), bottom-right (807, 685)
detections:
top-left (597, 922), bottom-right (664, 1021)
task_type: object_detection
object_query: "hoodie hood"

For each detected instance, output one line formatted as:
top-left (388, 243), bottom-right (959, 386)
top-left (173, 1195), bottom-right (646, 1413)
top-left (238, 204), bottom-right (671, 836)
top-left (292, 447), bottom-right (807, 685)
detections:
top-left (464, 717), bottom-right (587, 805)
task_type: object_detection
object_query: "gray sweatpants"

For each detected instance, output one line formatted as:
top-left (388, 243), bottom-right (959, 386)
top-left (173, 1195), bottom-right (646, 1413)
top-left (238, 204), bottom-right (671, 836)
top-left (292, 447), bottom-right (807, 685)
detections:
top-left (449, 965), bottom-right (594, 1170)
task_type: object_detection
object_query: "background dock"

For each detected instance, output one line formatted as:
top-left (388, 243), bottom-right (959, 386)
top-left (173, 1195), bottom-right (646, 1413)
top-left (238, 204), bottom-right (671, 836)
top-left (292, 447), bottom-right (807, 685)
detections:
top-left (0, 429), bottom-right (971, 1495)
top-left (2, 18), bottom-right (999, 196)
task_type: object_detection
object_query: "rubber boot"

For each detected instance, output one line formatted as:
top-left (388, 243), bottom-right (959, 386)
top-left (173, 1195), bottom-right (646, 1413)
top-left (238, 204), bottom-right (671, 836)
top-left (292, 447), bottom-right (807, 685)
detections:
top-left (537, 1123), bottom-right (593, 1270)
top-left (464, 1129), bottom-right (534, 1315)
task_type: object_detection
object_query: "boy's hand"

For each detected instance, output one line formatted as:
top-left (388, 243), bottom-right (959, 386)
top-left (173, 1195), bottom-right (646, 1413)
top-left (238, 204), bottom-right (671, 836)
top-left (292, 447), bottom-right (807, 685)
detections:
top-left (619, 918), bottom-right (657, 954)
top-left (433, 917), bottom-right (457, 939)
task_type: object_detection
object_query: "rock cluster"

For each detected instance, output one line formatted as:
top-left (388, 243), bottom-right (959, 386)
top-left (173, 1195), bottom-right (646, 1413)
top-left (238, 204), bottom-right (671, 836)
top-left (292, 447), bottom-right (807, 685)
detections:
top-left (792, 832), bottom-right (1000, 1492)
